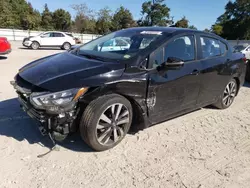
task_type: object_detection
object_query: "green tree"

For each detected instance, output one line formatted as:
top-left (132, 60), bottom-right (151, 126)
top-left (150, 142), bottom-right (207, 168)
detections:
top-left (112, 6), bottom-right (136, 31)
top-left (71, 3), bottom-right (96, 33)
top-left (211, 24), bottom-right (223, 35)
top-left (188, 25), bottom-right (197, 30)
top-left (139, 0), bottom-right (172, 26)
top-left (0, 0), bottom-right (15, 28)
top-left (203, 28), bottom-right (210, 32)
top-left (20, 2), bottom-right (41, 30)
top-left (215, 0), bottom-right (250, 39)
top-left (96, 7), bottom-right (113, 34)
top-left (41, 4), bottom-right (54, 30)
top-left (0, 0), bottom-right (41, 29)
top-left (52, 9), bottom-right (71, 31)
top-left (175, 16), bottom-right (189, 28)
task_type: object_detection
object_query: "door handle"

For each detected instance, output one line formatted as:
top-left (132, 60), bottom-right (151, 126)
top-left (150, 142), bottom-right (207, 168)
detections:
top-left (191, 69), bottom-right (199, 75)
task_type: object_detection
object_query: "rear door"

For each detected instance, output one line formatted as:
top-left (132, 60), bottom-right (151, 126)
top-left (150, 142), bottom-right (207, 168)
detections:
top-left (147, 34), bottom-right (202, 123)
top-left (52, 32), bottom-right (66, 46)
top-left (196, 35), bottom-right (230, 106)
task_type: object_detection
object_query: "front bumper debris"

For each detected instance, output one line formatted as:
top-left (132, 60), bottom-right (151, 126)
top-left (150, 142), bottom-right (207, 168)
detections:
top-left (11, 81), bottom-right (79, 139)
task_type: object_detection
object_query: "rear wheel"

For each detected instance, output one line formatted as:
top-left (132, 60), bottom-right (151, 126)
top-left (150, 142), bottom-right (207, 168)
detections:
top-left (62, 42), bottom-right (71, 50)
top-left (31, 41), bottom-right (39, 50)
top-left (213, 79), bottom-right (238, 109)
top-left (80, 94), bottom-right (132, 151)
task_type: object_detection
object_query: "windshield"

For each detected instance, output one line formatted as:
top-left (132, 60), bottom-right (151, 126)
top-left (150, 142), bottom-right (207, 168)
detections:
top-left (75, 29), bottom-right (167, 61)
top-left (234, 45), bottom-right (246, 52)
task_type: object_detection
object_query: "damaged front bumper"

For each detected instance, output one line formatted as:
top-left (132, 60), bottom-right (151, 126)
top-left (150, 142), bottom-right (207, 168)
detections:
top-left (11, 81), bottom-right (79, 140)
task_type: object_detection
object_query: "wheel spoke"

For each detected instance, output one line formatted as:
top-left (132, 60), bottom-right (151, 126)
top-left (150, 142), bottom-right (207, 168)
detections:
top-left (100, 113), bottom-right (112, 124)
top-left (113, 128), bottom-right (118, 142)
top-left (223, 95), bottom-right (229, 102)
top-left (118, 110), bottom-right (129, 121)
top-left (226, 84), bottom-right (230, 93)
top-left (117, 127), bottom-right (124, 137)
top-left (117, 117), bottom-right (129, 125)
top-left (98, 127), bottom-right (112, 143)
top-left (111, 105), bottom-right (115, 119)
top-left (97, 123), bottom-right (111, 129)
top-left (115, 104), bottom-right (123, 120)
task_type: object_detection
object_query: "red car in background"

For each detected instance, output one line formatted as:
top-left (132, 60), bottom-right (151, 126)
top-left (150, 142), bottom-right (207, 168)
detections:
top-left (0, 37), bottom-right (11, 55)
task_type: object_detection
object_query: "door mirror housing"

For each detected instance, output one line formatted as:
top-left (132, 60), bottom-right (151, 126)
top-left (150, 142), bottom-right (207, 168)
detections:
top-left (158, 57), bottom-right (184, 71)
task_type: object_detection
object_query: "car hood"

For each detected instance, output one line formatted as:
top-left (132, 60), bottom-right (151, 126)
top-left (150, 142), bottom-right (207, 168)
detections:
top-left (17, 52), bottom-right (125, 92)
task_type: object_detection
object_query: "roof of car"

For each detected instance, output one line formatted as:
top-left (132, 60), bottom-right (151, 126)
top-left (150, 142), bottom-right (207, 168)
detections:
top-left (122, 26), bottom-right (225, 42)
top-left (126, 26), bottom-right (220, 36)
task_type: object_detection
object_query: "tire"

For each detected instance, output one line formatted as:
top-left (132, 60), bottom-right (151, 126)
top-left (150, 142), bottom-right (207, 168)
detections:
top-left (62, 42), bottom-right (71, 50)
top-left (80, 94), bottom-right (133, 151)
top-left (31, 41), bottom-right (40, 50)
top-left (213, 79), bottom-right (238, 109)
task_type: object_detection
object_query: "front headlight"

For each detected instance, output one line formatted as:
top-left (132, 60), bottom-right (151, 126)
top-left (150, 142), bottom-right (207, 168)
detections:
top-left (30, 88), bottom-right (88, 110)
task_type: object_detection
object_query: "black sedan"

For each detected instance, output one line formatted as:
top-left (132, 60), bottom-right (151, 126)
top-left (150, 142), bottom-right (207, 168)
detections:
top-left (11, 27), bottom-right (247, 151)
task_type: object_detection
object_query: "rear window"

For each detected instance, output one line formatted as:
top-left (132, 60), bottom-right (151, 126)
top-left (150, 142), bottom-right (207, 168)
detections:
top-left (66, 33), bottom-right (74, 37)
top-left (200, 37), bottom-right (221, 58)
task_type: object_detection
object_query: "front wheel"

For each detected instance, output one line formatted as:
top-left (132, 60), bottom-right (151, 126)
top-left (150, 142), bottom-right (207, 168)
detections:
top-left (31, 41), bottom-right (40, 50)
top-left (213, 79), bottom-right (238, 109)
top-left (80, 94), bottom-right (133, 151)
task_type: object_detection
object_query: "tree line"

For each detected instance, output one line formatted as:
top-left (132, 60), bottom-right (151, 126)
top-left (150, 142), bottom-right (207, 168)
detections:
top-left (0, 0), bottom-right (249, 39)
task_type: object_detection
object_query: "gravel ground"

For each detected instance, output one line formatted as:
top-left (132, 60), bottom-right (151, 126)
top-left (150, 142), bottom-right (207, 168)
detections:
top-left (1, 42), bottom-right (250, 188)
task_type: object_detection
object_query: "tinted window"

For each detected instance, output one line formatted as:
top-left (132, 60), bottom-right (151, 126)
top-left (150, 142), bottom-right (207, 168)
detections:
top-left (103, 39), bottom-right (114, 47)
top-left (66, 33), bottom-right (73, 37)
top-left (201, 37), bottom-right (220, 58)
top-left (220, 41), bottom-right (227, 54)
top-left (233, 45), bottom-right (246, 52)
top-left (115, 38), bottom-right (129, 46)
top-left (53, 33), bottom-right (64, 37)
top-left (165, 35), bottom-right (195, 62)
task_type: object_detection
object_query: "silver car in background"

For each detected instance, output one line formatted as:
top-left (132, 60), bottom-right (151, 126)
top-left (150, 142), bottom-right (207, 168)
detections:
top-left (234, 43), bottom-right (250, 81)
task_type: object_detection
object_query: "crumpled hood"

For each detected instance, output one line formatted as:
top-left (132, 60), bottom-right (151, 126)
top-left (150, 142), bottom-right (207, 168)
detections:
top-left (18, 52), bottom-right (125, 92)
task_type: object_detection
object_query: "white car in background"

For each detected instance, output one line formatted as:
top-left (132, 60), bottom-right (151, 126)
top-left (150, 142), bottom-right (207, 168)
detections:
top-left (233, 43), bottom-right (250, 60)
top-left (22, 31), bottom-right (76, 50)
top-left (98, 38), bottom-right (130, 52)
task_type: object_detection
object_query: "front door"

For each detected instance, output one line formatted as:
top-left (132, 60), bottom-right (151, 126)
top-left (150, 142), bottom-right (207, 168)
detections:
top-left (40, 32), bottom-right (54, 46)
top-left (147, 34), bottom-right (202, 123)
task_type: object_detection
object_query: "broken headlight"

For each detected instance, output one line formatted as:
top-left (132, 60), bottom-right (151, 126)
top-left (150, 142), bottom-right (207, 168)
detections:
top-left (30, 88), bottom-right (88, 112)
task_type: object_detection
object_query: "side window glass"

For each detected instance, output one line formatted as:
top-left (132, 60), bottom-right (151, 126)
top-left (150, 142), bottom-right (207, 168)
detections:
top-left (103, 40), bottom-right (114, 47)
top-left (220, 41), bottom-right (228, 54)
top-left (200, 37), bottom-right (221, 58)
top-left (164, 35), bottom-right (195, 62)
top-left (115, 39), bottom-right (129, 47)
top-left (151, 48), bottom-right (163, 68)
top-left (42, 33), bottom-right (51, 37)
top-left (53, 33), bottom-right (64, 37)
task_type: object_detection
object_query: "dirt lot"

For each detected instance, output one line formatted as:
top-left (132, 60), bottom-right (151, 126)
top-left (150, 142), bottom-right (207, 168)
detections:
top-left (1, 42), bottom-right (250, 188)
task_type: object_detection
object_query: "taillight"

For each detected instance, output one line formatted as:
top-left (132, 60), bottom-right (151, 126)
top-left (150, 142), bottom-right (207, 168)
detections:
top-left (242, 57), bottom-right (247, 63)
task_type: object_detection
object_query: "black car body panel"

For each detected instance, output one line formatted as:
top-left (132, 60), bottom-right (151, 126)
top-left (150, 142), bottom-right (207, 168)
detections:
top-left (12, 27), bottom-right (247, 137)
top-left (18, 52), bottom-right (125, 91)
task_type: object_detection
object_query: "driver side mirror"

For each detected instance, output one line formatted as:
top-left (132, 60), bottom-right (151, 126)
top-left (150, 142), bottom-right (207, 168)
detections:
top-left (158, 57), bottom-right (184, 71)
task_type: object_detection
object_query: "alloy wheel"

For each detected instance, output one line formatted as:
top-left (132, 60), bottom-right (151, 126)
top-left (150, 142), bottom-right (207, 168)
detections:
top-left (96, 103), bottom-right (130, 146)
top-left (223, 81), bottom-right (237, 106)
top-left (64, 43), bottom-right (70, 50)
